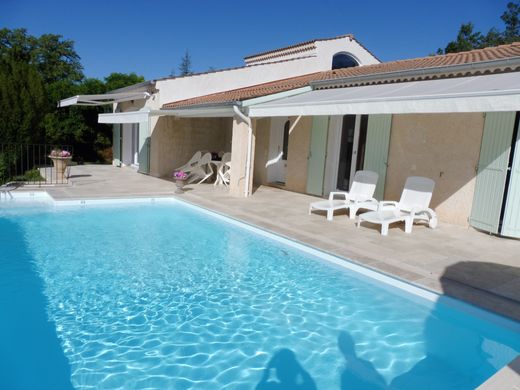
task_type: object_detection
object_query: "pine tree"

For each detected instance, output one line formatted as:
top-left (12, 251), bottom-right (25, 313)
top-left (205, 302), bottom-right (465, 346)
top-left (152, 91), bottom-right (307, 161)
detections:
top-left (178, 50), bottom-right (192, 76)
top-left (437, 1), bottom-right (520, 54)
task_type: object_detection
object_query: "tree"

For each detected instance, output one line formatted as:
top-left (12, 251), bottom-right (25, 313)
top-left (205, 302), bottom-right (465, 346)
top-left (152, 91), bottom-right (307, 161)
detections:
top-left (443, 23), bottom-right (484, 54)
top-left (437, 1), bottom-right (520, 54)
top-left (0, 28), bottom-right (35, 63)
top-left (0, 28), bottom-right (145, 163)
top-left (0, 58), bottom-right (46, 144)
top-left (502, 1), bottom-right (520, 42)
top-left (481, 28), bottom-right (504, 48)
top-left (104, 72), bottom-right (144, 91)
top-left (178, 50), bottom-right (193, 76)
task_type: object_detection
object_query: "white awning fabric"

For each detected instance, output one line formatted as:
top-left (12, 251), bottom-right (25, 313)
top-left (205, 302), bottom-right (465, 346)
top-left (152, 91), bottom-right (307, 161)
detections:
top-left (248, 72), bottom-right (520, 117)
top-left (97, 105), bottom-right (237, 124)
top-left (58, 92), bottom-right (151, 107)
top-left (98, 110), bottom-right (151, 124)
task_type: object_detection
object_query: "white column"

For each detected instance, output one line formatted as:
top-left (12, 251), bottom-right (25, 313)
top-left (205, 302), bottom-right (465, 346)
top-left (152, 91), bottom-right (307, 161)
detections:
top-left (229, 117), bottom-right (255, 197)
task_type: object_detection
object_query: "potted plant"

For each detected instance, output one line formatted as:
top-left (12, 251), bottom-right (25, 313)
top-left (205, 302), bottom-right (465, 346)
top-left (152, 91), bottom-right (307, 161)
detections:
top-left (48, 149), bottom-right (72, 181)
top-left (173, 170), bottom-right (188, 194)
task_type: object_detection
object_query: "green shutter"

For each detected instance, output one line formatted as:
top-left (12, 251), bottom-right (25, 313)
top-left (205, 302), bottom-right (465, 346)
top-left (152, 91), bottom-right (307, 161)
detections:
top-left (363, 114), bottom-right (392, 200)
top-left (113, 124), bottom-right (121, 166)
top-left (470, 112), bottom-right (516, 234)
top-left (306, 116), bottom-right (329, 196)
top-left (138, 121), bottom-right (150, 174)
top-left (501, 119), bottom-right (520, 238)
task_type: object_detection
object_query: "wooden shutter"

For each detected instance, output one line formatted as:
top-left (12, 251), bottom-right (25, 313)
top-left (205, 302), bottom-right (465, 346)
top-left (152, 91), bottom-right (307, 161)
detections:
top-left (501, 118), bottom-right (520, 238)
top-left (470, 112), bottom-right (516, 233)
top-left (363, 114), bottom-right (392, 200)
top-left (306, 116), bottom-right (329, 196)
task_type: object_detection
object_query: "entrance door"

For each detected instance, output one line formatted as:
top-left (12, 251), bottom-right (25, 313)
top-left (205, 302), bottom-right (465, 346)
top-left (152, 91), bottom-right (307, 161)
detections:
top-left (267, 117), bottom-right (290, 184)
top-left (121, 123), bottom-right (140, 167)
top-left (336, 115), bottom-right (368, 191)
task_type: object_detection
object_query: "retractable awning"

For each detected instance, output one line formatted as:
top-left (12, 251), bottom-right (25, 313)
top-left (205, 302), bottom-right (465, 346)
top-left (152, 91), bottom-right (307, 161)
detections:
top-left (247, 72), bottom-right (520, 117)
top-left (97, 105), bottom-right (238, 124)
top-left (98, 109), bottom-right (152, 123)
top-left (58, 92), bottom-right (151, 107)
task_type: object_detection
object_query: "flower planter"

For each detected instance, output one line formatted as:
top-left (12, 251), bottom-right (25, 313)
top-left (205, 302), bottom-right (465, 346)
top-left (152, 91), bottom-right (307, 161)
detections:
top-left (175, 178), bottom-right (187, 194)
top-left (49, 156), bottom-right (72, 181)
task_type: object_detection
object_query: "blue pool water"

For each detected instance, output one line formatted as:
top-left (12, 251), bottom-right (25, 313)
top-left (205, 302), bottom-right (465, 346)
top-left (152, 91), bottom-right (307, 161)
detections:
top-left (0, 201), bottom-right (519, 389)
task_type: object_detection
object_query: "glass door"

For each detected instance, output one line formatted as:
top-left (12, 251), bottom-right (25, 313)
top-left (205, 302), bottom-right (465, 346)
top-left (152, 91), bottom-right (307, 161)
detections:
top-left (336, 115), bottom-right (368, 191)
top-left (267, 117), bottom-right (289, 184)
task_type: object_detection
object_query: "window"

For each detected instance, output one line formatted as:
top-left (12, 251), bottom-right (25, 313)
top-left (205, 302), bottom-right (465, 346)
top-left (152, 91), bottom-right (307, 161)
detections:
top-left (332, 53), bottom-right (359, 70)
top-left (282, 120), bottom-right (290, 160)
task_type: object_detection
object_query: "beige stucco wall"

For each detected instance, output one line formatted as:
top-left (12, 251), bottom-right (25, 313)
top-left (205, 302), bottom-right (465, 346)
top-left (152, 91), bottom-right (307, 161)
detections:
top-left (149, 117), bottom-right (232, 177)
top-left (253, 118), bottom-right (271, 186)
top-left (285, 116), bottom-right (312, 193)
top-left (385, 113), bottom-right (485, 226)
top-left (229, 118), bottom-right (255, 197)
top-left (116, 99), bottom-right (147, 112)
top-left (252, 116), bottom-right (312, 193)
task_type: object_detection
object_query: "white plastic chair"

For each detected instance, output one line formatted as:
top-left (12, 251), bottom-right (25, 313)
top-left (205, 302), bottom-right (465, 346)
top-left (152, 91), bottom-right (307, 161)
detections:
top-left (187, 152), bottom-right (213, 184)
top-left (221, 152), bottom-right (231, 164)
top-left (219, 162), bottom-right (231, 187)
top-left (214, 153), bottom-right (231, 187)
top-left (308, 170), bottom-right (379, 221)
top-left (175, 151), bottom-right (202, 174)
top-left (357, 176), bottom-right (438, 235)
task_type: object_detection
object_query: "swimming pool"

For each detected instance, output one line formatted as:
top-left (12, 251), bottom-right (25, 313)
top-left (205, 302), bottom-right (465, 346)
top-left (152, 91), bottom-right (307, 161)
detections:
top-left (1, 197), bottom-right (519, 389)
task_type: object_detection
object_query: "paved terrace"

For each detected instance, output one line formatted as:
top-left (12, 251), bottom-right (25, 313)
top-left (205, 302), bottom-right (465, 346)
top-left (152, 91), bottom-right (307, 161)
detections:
top-left (42, 164), bottom-right (520, 324)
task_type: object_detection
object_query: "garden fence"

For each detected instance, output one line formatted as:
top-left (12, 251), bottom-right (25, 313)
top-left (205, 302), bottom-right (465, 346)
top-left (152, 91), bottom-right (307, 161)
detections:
top-left (0, 143), bottom-right (73, 186)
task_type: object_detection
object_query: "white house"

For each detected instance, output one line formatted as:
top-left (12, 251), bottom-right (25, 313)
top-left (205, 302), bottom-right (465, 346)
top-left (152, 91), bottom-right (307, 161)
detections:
top-left (59, 36), bottom-right (520, 238)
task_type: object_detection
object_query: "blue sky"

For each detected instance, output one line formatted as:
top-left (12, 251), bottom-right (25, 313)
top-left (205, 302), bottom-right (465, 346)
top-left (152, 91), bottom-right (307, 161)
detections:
top-left (1, 0), bottom-right (512, 80)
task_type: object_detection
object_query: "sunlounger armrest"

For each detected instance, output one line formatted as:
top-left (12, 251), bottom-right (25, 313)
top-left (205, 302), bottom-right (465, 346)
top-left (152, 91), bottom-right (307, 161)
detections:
top-left (378, 201), bottom-right (399, 211)
top-left (409, 207), bottom-right (438, 228)
top-left (351, 196), bottom-right (377, 204)
top-left (329, 191), bottom-right (350, 201)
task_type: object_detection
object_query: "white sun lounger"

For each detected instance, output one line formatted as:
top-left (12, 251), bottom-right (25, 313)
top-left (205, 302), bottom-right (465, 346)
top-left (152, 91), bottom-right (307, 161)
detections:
top-left (187, 152), bottom-right (213, 184)
top-left (175, 151), bottom-right (202, 174)
top-left (308, 170), bottom-right (379, 221)
top-left (357, 176), bottom-right (438, 235)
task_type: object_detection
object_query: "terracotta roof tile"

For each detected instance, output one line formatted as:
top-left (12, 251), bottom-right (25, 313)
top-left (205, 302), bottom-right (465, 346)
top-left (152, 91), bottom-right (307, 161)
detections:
top-left (163, 43), bottom-right (520, 109)
top-left (163, 73), bottom-right (325, 109)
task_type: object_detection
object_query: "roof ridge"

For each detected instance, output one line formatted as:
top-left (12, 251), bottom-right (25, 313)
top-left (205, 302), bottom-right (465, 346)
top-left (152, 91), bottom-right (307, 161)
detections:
top-left (244, 34), bottom-right (354, 60)
top-left (155, 54), bottom-right (317, 82)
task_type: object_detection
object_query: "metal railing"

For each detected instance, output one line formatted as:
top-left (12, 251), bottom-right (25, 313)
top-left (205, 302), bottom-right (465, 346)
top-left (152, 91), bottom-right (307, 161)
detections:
top-left (0, 144), bottom-right (74, 186)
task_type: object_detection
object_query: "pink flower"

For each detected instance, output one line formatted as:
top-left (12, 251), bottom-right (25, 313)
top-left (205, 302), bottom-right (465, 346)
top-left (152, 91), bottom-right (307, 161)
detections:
top-left (50, 149), bottom-right (71, 158)
top-left (173, 170), bottom-right (188, 180)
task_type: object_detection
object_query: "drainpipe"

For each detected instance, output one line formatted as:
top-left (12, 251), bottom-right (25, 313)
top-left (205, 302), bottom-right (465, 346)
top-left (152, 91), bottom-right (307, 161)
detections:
top-left (233, 105), bottom-right (253, 197)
